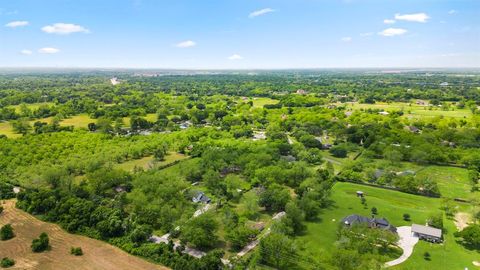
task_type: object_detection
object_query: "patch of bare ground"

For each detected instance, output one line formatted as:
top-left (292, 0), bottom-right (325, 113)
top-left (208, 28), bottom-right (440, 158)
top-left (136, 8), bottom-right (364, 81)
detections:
top-left (0, 200), bottom-right (168, 270)
top-left (454, 212), bottom-right (471, 230)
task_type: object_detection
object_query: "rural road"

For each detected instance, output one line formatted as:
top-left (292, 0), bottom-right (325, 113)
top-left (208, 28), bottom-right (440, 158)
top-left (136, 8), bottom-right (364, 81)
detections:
top-left (385, 226), bottom-right (419, 267)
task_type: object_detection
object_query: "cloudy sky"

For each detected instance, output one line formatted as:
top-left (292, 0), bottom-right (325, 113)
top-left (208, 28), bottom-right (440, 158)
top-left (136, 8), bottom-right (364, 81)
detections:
top-left (0, 0), bottom-right (479, 68)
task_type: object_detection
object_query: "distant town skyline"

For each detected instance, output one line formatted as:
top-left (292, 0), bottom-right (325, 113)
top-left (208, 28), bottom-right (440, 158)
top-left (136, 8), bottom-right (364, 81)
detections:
top-left (1, 0), bottom-right (479, 68)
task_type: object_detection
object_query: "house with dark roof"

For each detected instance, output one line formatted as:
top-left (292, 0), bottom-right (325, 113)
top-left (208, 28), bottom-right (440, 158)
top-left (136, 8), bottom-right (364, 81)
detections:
top-left (341, 214), bottom-right (397, 233)
top-left (192, 191), bottom-right (211, 204)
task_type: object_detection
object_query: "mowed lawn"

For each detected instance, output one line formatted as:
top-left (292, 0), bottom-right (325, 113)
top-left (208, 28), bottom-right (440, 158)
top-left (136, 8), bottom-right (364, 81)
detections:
top-left (342, 102), bottom-right (472, 119)
top-left (298, 182), bottom-right (479, 269)
top-left (415, 166), bottom-right (473, 200)
top-left (250, 97), bottom-right (279, 108)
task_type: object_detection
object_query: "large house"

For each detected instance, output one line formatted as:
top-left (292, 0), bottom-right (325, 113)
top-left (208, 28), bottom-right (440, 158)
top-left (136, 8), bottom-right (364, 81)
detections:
top-left (411, 224), bottom-right (442, 243)
top-left (341, 214), bottom-right (397, 233)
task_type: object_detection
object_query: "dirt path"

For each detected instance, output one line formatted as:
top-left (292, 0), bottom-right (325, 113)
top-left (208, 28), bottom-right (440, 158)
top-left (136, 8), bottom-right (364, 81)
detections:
top-left (0, 200), bottom-right (168, 270)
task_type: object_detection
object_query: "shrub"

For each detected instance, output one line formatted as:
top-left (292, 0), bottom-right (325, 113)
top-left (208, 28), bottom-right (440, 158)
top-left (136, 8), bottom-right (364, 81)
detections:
top-left (403, 213), bottom-right (411, 221)
top-left (371, 207), bottom-right (378, 216)
top-left (423, 252), bottom-right (431, 261)
top-left (0, 257), bottom-right (15, 268)
top-left (0, 224), bottom-right (14, 241)
top-left (70, 247), bottom-right (83, 256)
top-left (31, 232), bottom-right (50, 252)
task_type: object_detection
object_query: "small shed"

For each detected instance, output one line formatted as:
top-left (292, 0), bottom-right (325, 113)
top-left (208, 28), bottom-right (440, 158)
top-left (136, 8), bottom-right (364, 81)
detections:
top-left (356, 191), bottom-right (364, 197)
top-left (411, 224), bottom-right (442, 243)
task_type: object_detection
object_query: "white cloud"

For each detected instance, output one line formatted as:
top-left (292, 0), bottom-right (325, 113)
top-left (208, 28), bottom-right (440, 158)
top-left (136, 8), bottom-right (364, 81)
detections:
top-left (5, 21), bottom-right (29, 28)
top-left (38, 47), bottom-right (60, 54)
top-left (378, 28), bottom-right (407, 37)
top-left (360, 32), bottom-right (374, 37)
top-left (228, 54), bottom-right (243, 60)
top-left (176, 40), bottom-right (196, 48)
top-left (41, 23), bottom-right (89, 34)
top-left (341, 37), bottom-right (352, 42)
top-left (249, 8), bottom-right (275, 18)
top-left (448, 10), bottom-right (457, 15)
top-left (394, 13), bottom-right (430, 23)
top-left (383, 19), bottom-right (396, 24)
top-left (20, 49), bottom-right (32, 55)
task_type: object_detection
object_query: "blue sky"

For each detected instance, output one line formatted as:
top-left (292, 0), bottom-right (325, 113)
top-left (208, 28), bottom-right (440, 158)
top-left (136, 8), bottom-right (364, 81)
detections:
top-left (0, 0), bottom-right (479, 68)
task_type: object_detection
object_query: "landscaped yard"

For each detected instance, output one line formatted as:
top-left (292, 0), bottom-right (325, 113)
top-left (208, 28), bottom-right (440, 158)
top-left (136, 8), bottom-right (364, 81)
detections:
top-left (297, 182), bottom-right (479, 269)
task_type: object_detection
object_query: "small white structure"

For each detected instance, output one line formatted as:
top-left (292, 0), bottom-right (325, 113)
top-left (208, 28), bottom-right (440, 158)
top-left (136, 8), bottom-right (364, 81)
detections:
top-left (379, 111), bottom-right (390, 115)
top-left (272, 211), bottom-right (286, 220)
top-left (110, 77), bottom-right (121, 85)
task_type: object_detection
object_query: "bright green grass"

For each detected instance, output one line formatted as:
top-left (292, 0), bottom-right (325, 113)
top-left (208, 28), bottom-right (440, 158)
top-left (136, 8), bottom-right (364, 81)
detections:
top-left (8, 102), bottom-right (54, 113)
top-left (298, 182), bottom-right (478, 269)
top-left (250, 97), bottom-right (279, 108)
top-left (415, 166), bottom-right (473, 200)
top-left (122, 113), bottom-right (157, 127)
top-left (60, 114), bottom-right (95, 128)
top-left (342, 102), bottom-right (472, 119)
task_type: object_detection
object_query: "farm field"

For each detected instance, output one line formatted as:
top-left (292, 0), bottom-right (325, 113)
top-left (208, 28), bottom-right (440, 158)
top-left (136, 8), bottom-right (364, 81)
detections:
top-left (0, 200), bottom-right (167, 270)
top-left (298, 182), bottom-right (479, 269)
top-left (340, 102), bottom-right (472, 119)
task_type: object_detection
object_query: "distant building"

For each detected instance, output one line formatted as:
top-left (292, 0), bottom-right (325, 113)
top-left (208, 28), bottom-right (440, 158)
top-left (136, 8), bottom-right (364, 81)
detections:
top-left (378, 111), bottom-right (390, 115)
top-left (440, 82), bottom-right (449, 87)
top-left (341, 214), bottom-right (397, 233)
top-left (296, 89), bottom-right (307, 95)
top-left (411, 224), bottom-right (442, 243)
top-left (110, 77), bottom-right (121, 85)
top-left (405, 126), bottom-right (421, 133)
top-left (192, 191), bottom-right (211, 204)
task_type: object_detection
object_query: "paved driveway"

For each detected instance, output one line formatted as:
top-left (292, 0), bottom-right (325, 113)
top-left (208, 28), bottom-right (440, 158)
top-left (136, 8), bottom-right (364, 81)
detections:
top-left (385, 226), bottom-right (419, 267)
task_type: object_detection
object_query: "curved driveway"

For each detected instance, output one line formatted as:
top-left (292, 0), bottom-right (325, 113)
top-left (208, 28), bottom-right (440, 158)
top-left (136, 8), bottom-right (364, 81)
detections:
top-left (385, 226), bottom-right (419, 267)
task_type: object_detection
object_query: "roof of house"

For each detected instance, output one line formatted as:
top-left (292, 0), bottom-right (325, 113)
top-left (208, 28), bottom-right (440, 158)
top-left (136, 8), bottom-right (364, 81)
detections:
top-left (411, 224), bottom-right (442, 238)
top-left (341, 214), bottom-right (397, 233)
top-left (192, 191), bottom-right (211, 203)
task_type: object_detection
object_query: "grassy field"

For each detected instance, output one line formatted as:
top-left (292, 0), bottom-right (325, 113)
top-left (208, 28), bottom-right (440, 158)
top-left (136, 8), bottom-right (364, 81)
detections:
top-left (341, 102), bottom-right (472, 119)
top-left (250, 97), bottom-right (279, 108)
top-left (115, 152), bottom-right (188, 172)
top-left (0, 121), bottom-right (21, 138)
top-left (415, 166), bottom-right (473, 200)
top-left (0, 200), bottom-right (167, 270)
top-left (297, 182), bottom-right (479, 269)
top-left (0, 113), bottom-right (159, 138)
top-left (8, 102), bottom-right (55, 113)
